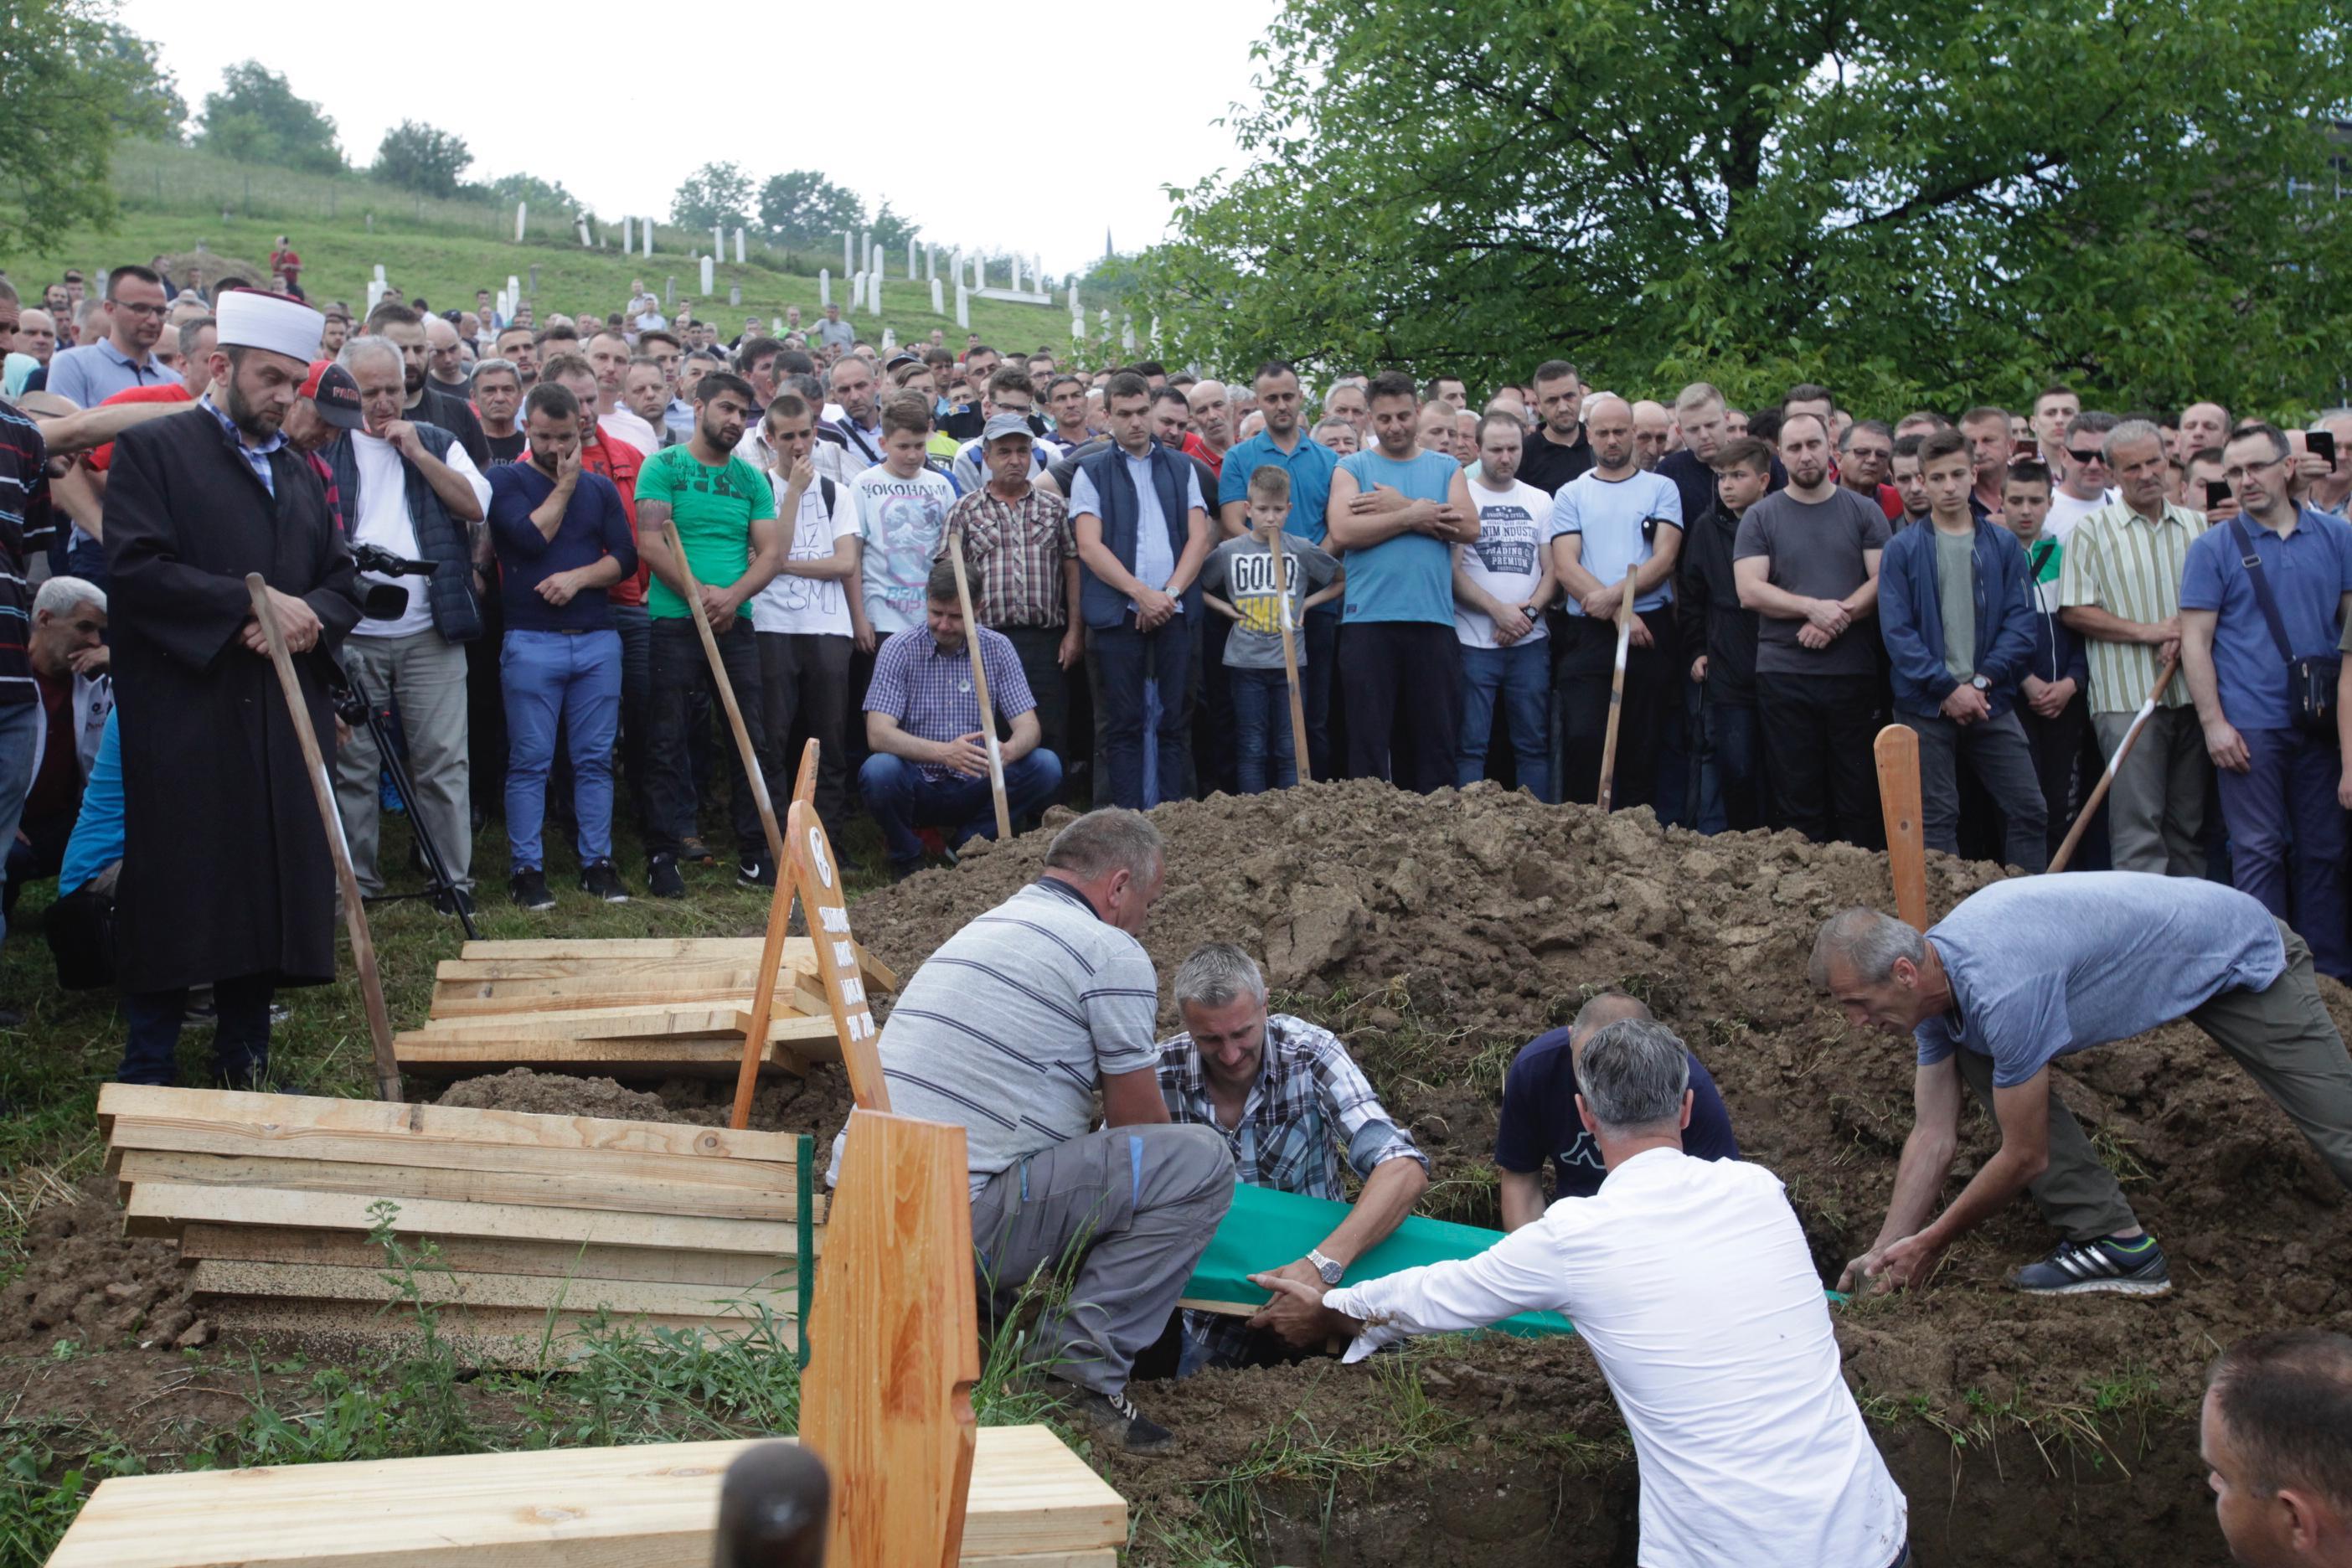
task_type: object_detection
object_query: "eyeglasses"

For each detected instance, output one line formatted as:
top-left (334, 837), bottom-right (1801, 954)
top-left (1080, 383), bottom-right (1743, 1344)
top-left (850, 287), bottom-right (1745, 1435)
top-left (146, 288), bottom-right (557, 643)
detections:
top-left (111, 301), bottom-right (169, 318)
top-left (2066, 447), bottom-right (2107, 465)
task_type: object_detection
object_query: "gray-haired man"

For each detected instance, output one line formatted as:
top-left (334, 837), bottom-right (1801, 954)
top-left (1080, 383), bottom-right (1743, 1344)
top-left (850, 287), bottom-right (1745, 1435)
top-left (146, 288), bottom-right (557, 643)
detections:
top-left (1156, 941), bottom-right (1427, 1372)
top-left (1257, 1018), bottom-right (1908, 1568)
top-left (854, 809), bottom-right (1234, 1452)
top-left (1813, 874), bottom-right (2352, 1299)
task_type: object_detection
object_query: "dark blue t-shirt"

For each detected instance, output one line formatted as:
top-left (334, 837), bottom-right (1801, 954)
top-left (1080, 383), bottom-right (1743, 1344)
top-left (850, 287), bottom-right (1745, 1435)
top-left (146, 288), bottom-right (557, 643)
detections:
top-left (486, 462), bottom-right (638, 632)
top-left (1493, 1026), bottom-right (1740, 1199)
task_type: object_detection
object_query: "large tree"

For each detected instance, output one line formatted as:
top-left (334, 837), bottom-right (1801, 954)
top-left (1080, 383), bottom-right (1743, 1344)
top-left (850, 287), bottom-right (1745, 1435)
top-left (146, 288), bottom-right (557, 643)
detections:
top-left (1151, 0), bottom-right (2352, 414)
top-left (372, 120), bottom-right (471, 197)
top-left (196, 61), bottom-right (343, 176)
top-left (0, 3), bottom-right (178, 252)
top-left (671, 162), bottom-right (755, 235)
top-left (758, 169), bottom-right (864, 248)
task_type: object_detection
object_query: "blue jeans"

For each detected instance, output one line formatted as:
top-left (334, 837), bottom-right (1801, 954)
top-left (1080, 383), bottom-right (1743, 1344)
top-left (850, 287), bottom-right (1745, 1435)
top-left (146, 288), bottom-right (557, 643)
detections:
top-left (120, 972), bottom-right (274, 1087)
top-left (2215, 727), bottom-right (2349, 980)
top-left (1457, 642), bottom-right (1551, 801)
top-left (1229, 667), bottom-right (1296, 792)
top-left (859, 749), bottom-right (1064, 869)
top-left (502, 629), bottom-right (622, 873)
top-left (1087, 616), bottom-right (1192, 809)
top-left (0, 702), bottom-right (41, 951)
top-left (1695, 697), bottom-right (1761, 833)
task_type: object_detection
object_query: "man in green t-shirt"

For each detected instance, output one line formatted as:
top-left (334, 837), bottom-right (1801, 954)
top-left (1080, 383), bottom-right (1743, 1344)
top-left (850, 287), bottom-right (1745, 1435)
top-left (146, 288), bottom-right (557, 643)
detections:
top-left (635, 369), bottom-right (785, 896)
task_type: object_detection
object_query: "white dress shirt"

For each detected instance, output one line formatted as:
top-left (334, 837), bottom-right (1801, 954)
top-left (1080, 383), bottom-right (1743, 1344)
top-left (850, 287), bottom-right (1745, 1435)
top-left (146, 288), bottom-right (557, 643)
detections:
top-left (1326, 1147), bottom-right (1906, 1568)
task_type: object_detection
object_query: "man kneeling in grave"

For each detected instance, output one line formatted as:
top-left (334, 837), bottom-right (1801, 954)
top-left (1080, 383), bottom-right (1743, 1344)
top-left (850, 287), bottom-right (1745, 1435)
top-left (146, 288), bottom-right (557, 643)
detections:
top-left (1155, 941), bottom-right (1428, 1373)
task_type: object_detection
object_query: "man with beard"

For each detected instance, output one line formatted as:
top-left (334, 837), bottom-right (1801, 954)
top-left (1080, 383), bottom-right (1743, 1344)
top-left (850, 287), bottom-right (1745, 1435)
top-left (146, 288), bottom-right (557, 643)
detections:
top-left (364, 301), bottom-right (490, 469)
top-left (495, 324), bottom-right (541, 391)
top-left (633, 370), bottom-right (787, 895)
top-left (100, 289), bottom-right (364, 1085)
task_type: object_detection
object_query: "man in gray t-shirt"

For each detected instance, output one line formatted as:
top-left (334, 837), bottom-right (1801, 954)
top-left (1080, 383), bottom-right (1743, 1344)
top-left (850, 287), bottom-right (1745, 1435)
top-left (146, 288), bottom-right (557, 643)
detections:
top-left (856, 809), bottom-right (1233, 1452)
top-left (1809, 874), bottom-right (2352, 1300)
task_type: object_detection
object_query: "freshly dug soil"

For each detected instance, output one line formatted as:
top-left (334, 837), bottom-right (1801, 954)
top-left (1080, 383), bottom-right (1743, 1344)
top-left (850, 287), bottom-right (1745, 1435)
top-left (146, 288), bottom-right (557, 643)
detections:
top-left (0, 1177), bottom-right (202, 1356)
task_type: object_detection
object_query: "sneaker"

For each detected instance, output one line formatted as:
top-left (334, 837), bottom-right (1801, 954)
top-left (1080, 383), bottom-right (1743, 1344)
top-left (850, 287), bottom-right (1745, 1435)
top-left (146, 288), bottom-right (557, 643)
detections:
top-left (737, 856), bottom-right (776, 889)
top-left (580, 859), bottom-right (631, 903)
top-left (678, 835), bottom-right (717, 866)
top-left (647, 854), bottom-right (686, 899)
top-left (2012, 1234), bottom-right (2173, 1297)
top-left (432, 886), bottom-right (475, 920)
top-left (509, 869), bottom-right (556, 910)
top-left (1066, 1387), bottom-right (1173, 1454)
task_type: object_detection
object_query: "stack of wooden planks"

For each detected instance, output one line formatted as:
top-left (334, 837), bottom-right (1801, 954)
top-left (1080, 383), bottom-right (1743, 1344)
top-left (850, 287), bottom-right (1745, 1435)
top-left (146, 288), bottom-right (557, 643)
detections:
top-left (100, 1083), bottom-right (821, 1360)
top-left (45, 1425), bottom-right (1126, 1568)
top-left (393, 936), bottom-right (899, 1081)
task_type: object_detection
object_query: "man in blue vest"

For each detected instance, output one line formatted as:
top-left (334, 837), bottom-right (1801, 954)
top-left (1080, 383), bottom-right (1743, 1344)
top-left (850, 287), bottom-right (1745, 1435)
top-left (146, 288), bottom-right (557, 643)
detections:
top-left (1070, 370), bottom-right (1213, 808)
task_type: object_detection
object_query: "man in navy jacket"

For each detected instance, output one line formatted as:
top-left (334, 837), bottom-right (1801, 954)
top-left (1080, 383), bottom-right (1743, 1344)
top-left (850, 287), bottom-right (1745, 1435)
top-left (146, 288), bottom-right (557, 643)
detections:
top-left (1879, 430), bottom-right (2047, 869)
top-left (2001, 459), bottom-right (2093, 863)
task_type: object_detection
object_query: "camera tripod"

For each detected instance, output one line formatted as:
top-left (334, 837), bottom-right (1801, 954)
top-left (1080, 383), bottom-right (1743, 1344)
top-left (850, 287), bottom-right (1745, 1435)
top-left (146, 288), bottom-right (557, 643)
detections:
top-left (329, 664), bottom-right (480, 941)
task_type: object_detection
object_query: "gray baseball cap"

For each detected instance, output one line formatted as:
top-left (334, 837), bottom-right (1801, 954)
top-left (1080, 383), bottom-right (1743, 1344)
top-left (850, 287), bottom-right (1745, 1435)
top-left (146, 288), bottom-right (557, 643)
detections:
top-left (982, 412), bottom-right (1035, 445)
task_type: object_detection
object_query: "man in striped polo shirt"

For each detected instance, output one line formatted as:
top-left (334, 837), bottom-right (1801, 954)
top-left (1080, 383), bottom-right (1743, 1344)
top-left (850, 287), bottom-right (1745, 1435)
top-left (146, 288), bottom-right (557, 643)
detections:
top-left (2059, 418), bottom-right (2210, 874)
top-left (863, 808), bottom-right (1234, 1452)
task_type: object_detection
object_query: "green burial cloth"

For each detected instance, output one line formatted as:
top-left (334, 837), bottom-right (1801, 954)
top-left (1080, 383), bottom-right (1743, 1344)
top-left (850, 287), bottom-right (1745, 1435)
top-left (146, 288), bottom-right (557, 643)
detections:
top-left (1184, 1181), bottom-right (1576, 1339)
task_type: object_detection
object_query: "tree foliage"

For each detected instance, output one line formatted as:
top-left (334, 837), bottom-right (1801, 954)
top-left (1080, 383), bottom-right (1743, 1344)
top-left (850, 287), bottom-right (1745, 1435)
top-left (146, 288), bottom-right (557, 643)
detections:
top-left (671, 162), bottom-right (755, 235)
top-left (372, 120), bottom-right (471, 198)
top-left (467, 170), bottom-right (581, 215)
top-left (758, 169), bottom-right (864, 247)
top-left (1151, 0), bottom-right (2352, 414)
top-left (0, 2), bottom-right (179, 253)
top-left (868, 199), bottom-right (921, 255)
top-left (196, 61), bottom-right (343, 176)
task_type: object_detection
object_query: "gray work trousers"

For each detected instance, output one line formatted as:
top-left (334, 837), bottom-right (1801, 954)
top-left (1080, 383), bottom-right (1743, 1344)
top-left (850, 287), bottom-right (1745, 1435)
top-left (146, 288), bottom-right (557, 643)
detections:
top-left (1900, 708), bottom-right (2048, 871)
top-left (1958, 920), bottom-right (2352, 1241)
top-left (333, 629), bottom-right (473, 895)
top-left (969, 1123), bottom-right (1233, 1398)
top-left (2092, 705), bottom-right (2206, 875)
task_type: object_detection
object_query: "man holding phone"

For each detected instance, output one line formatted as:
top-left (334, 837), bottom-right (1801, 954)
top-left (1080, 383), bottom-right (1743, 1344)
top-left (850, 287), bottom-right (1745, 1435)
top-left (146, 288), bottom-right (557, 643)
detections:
top-left (2179, 422), bottom-right (2352, 980)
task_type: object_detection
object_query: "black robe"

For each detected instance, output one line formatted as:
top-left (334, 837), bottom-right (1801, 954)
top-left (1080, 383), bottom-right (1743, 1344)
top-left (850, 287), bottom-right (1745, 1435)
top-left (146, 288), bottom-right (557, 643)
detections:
top-left (103, 406), bottom-right (363, 994)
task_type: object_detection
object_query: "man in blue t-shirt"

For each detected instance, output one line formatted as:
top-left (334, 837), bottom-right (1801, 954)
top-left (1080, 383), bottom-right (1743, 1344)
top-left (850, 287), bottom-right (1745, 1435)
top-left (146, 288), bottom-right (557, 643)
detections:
top-left (1494, 990), bottom-right (1740, 1229)
top-left (1813, 876), bottom-right (2352, 1300)
top-left (1324, 369), bottom-right (1478, 792)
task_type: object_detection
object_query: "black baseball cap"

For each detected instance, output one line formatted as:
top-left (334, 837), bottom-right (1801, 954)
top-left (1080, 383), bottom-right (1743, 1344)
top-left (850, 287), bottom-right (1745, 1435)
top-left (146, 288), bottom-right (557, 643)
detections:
top-left (301, 359), bottom-right (364, 430)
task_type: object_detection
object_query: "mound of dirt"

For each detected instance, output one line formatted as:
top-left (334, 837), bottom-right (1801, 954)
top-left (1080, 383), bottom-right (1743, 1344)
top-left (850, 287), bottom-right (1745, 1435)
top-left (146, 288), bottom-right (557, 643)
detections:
top-left (434, 1065), bottom-right (854, 1138)
top-left (0, 1177), bottom-right (199, 1355)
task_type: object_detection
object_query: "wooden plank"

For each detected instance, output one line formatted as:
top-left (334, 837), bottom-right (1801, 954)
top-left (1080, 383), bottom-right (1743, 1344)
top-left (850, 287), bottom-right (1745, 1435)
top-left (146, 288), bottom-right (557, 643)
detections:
top-left (392, 1034), bottom-right (817, 1078)
top-left (125, 1183), bottom-right (817, 1253)
top-left (46, 1426), bottom-right (1117, 1568)
top-left (1874, 724), bottom-right (1929, 931)
top-left (202, 1297), bottom-right (789, 1363)
top-left (788, 802), bottom-right (889, 1112)
top-left (95, 1084), bottom-right (809, 1163)
top-left (178, 1223), bottom-right (811, 1285)
top-left (801, 1109), bottom-right (977, 1568)
top-left (458, 936), bottom-right (899, 992)
top-left (104, 1117), bottom-right (805, 1199)
top-left (189, 1258), bottom-right (797, 1319)
top-left (114, 1151), bottom-right (810, 1224)
top-left (395, 1003), bottom-right (843, 1044)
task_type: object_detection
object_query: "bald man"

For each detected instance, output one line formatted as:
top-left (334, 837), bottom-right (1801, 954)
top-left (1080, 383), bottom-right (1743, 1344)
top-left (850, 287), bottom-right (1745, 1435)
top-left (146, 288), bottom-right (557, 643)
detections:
top-left (1631, 400), bottom-right (1673, 472)
top-left (425, 315), bottom-right (471, 395)
top-left (1493, 989), bottom-right (1740, 1228)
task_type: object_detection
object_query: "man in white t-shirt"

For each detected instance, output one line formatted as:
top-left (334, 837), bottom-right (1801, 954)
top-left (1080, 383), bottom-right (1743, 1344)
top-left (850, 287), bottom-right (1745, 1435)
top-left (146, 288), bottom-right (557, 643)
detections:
top-left (850, 393), bottom-right (958, 652)
top-left (1258, 1019), bottom-right (1909, 1568)
top-left (1455, 411), bottom-right (1556, 800)
top-left (750, 393), bottom-right (859, 846)
top-left (2044, 410), bottom-right (2120, 541)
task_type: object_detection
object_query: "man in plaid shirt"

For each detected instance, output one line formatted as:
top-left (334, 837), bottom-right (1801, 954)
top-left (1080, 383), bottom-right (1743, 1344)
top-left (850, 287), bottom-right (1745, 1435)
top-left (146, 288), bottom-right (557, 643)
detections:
top-left (1157, 941), bottom-right (1429, 1372)
top-left (938, 412), bottom-right (1081, 767)
top-left (860, 557), bottom-right (1063, 879)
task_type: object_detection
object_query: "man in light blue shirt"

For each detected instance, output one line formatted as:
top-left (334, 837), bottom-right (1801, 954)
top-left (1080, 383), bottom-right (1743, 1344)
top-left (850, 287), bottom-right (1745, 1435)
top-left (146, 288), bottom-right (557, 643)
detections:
top-left (1811, 874), bottom-right (2352, 1299)
top-left (46, 266), bottom-right (182, 409)
top-left (1325, 369), bottom-right (1477, 792)
top-left (1548, 393), bottom-right (1683, 808)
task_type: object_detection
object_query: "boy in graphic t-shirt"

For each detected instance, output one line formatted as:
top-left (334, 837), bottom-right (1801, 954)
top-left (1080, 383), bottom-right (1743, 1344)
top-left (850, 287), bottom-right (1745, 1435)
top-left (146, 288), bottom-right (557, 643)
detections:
top-left (1199, 467), bottom-right (1341, 792)
top-left (850, 393), bottom-right (958, 652)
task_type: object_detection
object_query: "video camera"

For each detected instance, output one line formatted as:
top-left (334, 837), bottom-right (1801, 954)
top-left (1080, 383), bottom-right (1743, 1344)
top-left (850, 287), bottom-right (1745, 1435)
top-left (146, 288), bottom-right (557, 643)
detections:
top-left (350, 540), bottom-right (436, 621)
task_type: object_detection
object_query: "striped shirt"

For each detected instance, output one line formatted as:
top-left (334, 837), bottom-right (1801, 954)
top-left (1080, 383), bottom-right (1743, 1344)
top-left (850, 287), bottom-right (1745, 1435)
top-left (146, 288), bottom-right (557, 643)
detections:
top-left (861, 624), bottom-right (1036, 780)
top-left (874, 878), bottom-right (1162, 1194)
top-left (937, 483), bottom-right (1076, 629)
top-left (0, 401), bottom-right (52, 705)
top-left (2056, 498), bottom-right (2207, 712)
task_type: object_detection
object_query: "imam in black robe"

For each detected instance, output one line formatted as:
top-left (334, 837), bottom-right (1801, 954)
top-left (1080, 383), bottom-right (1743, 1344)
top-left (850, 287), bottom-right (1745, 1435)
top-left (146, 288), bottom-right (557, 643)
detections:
top-left (102, 405), bottom-right (364, 995)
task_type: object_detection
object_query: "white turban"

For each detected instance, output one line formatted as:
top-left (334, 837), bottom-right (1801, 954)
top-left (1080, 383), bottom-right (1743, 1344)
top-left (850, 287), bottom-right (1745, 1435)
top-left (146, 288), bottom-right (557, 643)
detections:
top-left (214, 288), bottom-right (325, 363)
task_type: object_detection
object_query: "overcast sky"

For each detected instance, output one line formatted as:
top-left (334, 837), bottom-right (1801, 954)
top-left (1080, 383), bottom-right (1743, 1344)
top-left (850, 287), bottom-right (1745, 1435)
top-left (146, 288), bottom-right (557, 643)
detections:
top-left (116, 0), bottom-right (1271, 275)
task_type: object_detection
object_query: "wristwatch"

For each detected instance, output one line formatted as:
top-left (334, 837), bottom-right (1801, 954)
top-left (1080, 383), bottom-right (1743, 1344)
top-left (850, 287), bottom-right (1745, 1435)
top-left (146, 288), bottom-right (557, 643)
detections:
top-left (1970, 675), bottom-right (1992, 694)
top-left (1307, 1248), bottom-right (1345, 1286)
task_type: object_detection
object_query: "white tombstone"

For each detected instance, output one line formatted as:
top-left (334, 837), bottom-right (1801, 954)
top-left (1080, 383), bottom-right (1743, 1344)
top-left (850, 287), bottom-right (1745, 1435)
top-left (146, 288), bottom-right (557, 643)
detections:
top-left (1099, 307), bottom-right (1112, 333)
top-left (713, 224), bottom-right (724, 260)
top-left (931, 278), bottom-right (944, 314)
top-left (1122, 314), bottom-right (1136, 352)
top-left (851, 271), bottom-right (864, 311)
top-left (859, 231), bottom-right (869, 276)
top-left (1012, 255), bottom-right (1024, 291)
top-left (1150, 316), bottom-right (1162, 344)
top-left (880, 328), bottom-right (895, 353)
top-left (578, 216), bottom-right (592, 248)
top-left (622, 215), bottom-right (632, 253)
top-left (734, 228), bottom-right (745, 264)
top-left (699, 255), bottom-right (715, 295)
top-left (907, 237), bottom-right (917, 281)
top-left (508, 274), bottom-right (521, 309)
top-left (374, 264), bottom-right (387, 284)
top-left (1071, 314), bottom-right (1085, 342)
top-left (926, 244), bottom-right (936, 282)
top-left (820, 270), bottom-right (831, 308)
top-left (956, 285), bottom-right (970, 330)
top-left (644, 219), bottom-right (654, 257)
top-left (1068, 283), bottom-right (1081, 317)
top-left (867, 271), bottom-right (882, 315)
top-left (771, 317), bottom-right (783, 334)
top-left (514, 203), bottom-right (527, 243)
top-left (367, 281), bottom-right (386, 311)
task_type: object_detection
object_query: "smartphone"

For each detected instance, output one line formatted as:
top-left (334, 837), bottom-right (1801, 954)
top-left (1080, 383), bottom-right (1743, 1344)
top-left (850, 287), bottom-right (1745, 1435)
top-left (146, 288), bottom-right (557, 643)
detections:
top-left (2013, 439), bottom-right (2040, 458)
top-left (2313, 431), bottom-right (2338, 466)
top-left (2205, 480), bottom-right (2232, 510)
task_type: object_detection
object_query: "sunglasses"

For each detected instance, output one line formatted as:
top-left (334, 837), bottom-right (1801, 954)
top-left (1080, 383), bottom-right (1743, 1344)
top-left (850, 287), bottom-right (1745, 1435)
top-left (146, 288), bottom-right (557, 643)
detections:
top-left (2066, 447), bottom-right (2107, 465)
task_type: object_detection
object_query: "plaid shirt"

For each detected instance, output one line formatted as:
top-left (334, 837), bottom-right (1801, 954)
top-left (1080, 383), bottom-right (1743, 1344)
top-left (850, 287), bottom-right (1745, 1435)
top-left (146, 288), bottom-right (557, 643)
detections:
top-left (939, 482), bottom-right (1076, 629)
top-left (861, 624), bottom-right (1037, 781)
top-left (0, 400), bottom-right (48, 705)
top-left (1158, 1013), bottom-right (1425, 1370)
